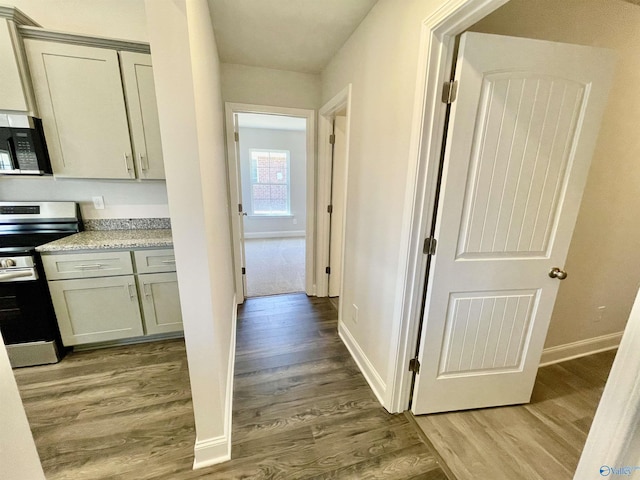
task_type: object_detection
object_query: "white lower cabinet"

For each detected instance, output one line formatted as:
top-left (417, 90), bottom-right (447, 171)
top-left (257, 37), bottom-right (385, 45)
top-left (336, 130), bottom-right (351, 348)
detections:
top-left (138, 272), bottom-right (183, 335)
top-left (49, 275), bottom-right (144, 346)
top-left (44, 248), bottom-right (182, 347)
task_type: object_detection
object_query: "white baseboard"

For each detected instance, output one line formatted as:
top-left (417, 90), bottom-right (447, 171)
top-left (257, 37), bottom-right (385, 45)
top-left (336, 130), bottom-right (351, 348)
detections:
top-left (244, 230), bottom-right (305, 239)
top-left (338, 321), bottom-right (386, 405)
top-left (539, 331), bottom-right (623, 367)
top-left (192, 295), bottom-right (238, 469)
top-left (193, 435), bottom-right (230, 468)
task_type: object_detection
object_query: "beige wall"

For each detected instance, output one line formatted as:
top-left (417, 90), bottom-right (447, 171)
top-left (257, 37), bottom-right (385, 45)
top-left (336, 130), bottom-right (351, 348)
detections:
top-left (470, 0), bottom-right (640, 348)
top-left (221, 63), bottom-right (320, 110)
top-left (6, 0), bottom-right (148, 41)
top-left (145, 0), bottom-right (235, 466)
top-left (321, 0), bottom-right (448, 404)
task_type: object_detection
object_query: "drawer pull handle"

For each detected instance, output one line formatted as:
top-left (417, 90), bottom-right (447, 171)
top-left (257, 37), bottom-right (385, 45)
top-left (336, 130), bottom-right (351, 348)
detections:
top-left (144, 283), bottom-right (152, 297)
top-left (74, 264), bottom-right (103, 270)
top-left (127, 283), bottom-right (136, 299)
top-left (161, 260), bottom-right (176, 264)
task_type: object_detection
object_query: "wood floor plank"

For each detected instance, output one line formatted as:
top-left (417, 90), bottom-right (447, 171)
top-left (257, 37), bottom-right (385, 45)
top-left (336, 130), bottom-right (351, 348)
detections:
top-left (413, 350), bottom-right (616, 480)
top-left (14, 293), bottom-right (448, 480)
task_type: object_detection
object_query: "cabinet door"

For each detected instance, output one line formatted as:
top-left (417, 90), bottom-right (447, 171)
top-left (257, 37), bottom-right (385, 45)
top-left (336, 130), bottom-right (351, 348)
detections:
top-left (49, 275), bottom-right (143, 346)
top-left (120, 51), bottom-right (165, 179)
top-left (0, 20), bottom-right (29, 112)
top-left (138, 272), bottom-right (183, 335)
top-left (25, 40), bottom-right (134, 178)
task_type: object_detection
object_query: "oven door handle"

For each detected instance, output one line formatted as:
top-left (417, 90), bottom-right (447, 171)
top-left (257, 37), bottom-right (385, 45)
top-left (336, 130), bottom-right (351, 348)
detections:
top-left (0, 269), bottom-right (38, 282)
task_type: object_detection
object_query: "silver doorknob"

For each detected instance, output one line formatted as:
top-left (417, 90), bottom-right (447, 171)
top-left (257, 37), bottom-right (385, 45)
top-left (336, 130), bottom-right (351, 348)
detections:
top-left (548, 267), bottom-right (568, 280)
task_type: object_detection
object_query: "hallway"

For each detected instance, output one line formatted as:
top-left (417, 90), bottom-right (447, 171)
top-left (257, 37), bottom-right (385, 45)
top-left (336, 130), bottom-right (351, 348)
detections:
top-left (13, 294), bottom-right (447, 479)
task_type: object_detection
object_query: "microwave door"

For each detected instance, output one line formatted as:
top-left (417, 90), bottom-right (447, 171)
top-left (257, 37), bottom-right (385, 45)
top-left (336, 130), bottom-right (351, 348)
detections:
top-left (0, 134), bottom-right (17, 172)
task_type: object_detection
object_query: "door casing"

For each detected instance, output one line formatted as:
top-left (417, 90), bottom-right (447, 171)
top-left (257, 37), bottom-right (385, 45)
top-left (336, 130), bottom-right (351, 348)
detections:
top-left (316, 85), bottom-right (352, 300)
top-left (224, 103), bottom-right (316, 302)
top-left (388, 0), bottom-right (512, 412)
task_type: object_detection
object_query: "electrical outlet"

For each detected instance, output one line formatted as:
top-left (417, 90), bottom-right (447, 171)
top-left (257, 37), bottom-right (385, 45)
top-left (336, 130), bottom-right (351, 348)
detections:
top-left (292, 217), bottom-right (298, 225)
top-left (596, 306), bottom-right (606, 323)
top-left (351, 304), bottom-right (359, 323)
top-left (92, 196), bottom-right (105, 210)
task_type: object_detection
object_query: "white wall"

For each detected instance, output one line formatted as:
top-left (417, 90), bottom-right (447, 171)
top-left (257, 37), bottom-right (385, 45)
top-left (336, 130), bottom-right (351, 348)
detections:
top-left (145, 0), bottom-right (236, 467)
top-left (0, 177), bottom-right (168, 219)
top-left (0, 334), bottom-right (45, 480)
top-left (320, 0), bottom-right (450, 404)
top-left (221, 63), bottom-right (320, 110)
top-left (470, 0), bottom-right (640, 348)
top-left (239, 127), bottom-right (306, 237)
top-left (0, 0), bottom-right (168, 220)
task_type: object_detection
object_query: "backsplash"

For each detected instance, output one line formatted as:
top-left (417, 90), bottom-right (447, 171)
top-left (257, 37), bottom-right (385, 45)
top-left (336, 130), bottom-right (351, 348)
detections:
top-left (83, 218), bottom-right (171, 231)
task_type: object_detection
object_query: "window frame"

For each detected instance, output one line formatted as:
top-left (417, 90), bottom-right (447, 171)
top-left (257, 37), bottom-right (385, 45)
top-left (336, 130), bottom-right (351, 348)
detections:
top-left (248, 148), bottom-right (292, 216)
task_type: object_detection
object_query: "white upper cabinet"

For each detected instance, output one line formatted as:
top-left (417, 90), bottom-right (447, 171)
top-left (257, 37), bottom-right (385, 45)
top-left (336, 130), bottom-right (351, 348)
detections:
top-left (25, 41), bottom-right (133, 178)
top-left (120, 51), bottom-right (165, 180)
top-left (23, 36), bottom-right (164, 180)
top-left (0, 9), bottom-right (39, 114)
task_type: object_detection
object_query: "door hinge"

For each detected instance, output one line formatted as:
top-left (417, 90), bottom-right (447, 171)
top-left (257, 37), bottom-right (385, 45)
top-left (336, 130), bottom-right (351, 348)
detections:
top-left (238, 203), bottom-right (243, 213)
top-left (325, 266), bottom-right (331, 274)
top-left (327, 205), bottom-right (333, 214)
top-left (234, 131), bottom-right (239, 142)
top-left (241, 267), bottom-right (246, 275)
top-left (423, 237), bottom-right (437, 255)
top-left (409, 358), bottom-right (421, 374)
top-left (329, 134), bottom-right (336, 145)
top-left (442, 80), bottom-right (458, 104)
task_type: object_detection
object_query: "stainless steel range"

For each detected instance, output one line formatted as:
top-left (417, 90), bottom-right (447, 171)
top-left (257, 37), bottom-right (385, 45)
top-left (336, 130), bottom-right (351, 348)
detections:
top-left (0, 201), bottom-right (81, 367)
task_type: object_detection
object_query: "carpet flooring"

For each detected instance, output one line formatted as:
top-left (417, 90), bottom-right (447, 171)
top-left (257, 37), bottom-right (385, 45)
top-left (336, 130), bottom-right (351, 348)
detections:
top-left (244, 237), bottom-right (306, 297)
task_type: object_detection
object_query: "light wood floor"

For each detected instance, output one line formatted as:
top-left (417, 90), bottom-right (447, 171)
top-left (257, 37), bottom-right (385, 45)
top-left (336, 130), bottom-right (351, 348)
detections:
top-left (14, 294), bottom-right (448, 479)
top-left (413, 349), bottom-right (616, 480)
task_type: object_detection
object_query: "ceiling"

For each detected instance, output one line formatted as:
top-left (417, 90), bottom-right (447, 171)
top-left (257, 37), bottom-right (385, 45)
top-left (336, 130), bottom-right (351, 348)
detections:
top-left (207, 0), bottom-right (378, 74)
top-left (237, 113), bottom-right (306, 131)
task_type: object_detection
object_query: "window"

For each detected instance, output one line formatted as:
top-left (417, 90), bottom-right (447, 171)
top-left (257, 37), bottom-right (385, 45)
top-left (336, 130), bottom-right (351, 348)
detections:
top-left (250, 150), bottom-right (290, 215)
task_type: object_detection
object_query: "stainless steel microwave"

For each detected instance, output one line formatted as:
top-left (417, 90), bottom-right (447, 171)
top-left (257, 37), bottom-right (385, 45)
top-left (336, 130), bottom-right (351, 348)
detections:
top-left (0, 115), bottom-right (52, 175)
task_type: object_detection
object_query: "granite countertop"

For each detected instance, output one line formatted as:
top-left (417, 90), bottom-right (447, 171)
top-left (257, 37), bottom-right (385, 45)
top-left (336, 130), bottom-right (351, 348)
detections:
top-left (36, 229), bottom-right (174, 253)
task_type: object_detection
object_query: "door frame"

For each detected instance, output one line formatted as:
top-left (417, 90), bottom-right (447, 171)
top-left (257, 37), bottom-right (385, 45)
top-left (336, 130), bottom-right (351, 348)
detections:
top-left (224, 102), bottom-right (316, 301)
top-left (316, 85), bottom-right (352, 300)
top-left (388, 0), bottom-right (510, 412)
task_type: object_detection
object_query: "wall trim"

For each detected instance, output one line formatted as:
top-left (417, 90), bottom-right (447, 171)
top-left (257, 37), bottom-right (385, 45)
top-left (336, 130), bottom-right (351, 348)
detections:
top-left (193, 295), bottom-right (237, 469)
top-left (539, 331), bottom-right (622, 367)
top-left (19, 25), bottom-right (151, 53)
top-left (338, 321), bottom-right (386, 406)
top-left (243, 230), bottom-right (305, 239)
top-left (193, 435), bottom-right (230, 469)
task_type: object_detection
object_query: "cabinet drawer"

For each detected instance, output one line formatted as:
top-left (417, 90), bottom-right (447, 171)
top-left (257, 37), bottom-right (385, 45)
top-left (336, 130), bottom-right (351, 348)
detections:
top-left (134, 249), bottom-right (176, 274)
top-left (42, 251), bottom-right (133, 280)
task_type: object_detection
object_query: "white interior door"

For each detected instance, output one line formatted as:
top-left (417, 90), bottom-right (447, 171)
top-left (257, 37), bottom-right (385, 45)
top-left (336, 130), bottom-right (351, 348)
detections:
top-left (328, 115), bottom-right (347, 297)
top-left (412, 32), bottom-right (614, 414)
top-left (226, 110), bottom-right (247, 303)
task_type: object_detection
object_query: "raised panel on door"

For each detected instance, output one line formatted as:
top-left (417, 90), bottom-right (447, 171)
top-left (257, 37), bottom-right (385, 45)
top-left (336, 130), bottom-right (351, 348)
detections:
top-left (120, 51), bottom-right (165, 179)
top-left (49, 275), bottom-right (143, 346)
top-left (138, 272), bottom-right (183, 335)
top-left (412, 32), bottom-right (615, 414)
top-left (25, 40), bottom-right (133, 178)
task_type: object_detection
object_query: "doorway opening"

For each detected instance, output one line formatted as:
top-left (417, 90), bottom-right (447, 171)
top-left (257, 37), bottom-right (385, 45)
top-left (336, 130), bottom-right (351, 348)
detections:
top-left (225, 104), bottom-right (316, 303)
top-left (236, 113), bottom-right (306, 297)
